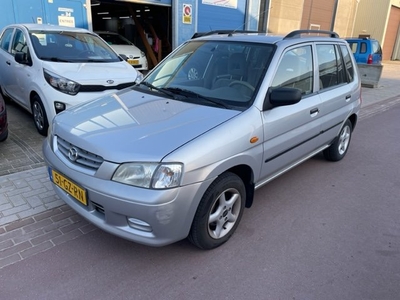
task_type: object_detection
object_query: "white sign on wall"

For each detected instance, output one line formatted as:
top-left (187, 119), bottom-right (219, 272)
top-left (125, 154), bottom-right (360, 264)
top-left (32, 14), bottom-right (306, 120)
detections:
top-left (58, 16), bottom-right (75, 27)
top-left (202, 0), bottom-right (237, 9)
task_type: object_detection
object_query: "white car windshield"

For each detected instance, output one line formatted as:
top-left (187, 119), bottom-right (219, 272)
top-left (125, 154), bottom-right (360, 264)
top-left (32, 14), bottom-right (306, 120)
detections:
top-left (30, 30), bottom-right (122, 63)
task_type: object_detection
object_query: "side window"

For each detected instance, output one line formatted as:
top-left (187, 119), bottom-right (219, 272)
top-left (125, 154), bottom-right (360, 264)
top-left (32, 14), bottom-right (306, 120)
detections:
top-left (340, 45), bottom-right (354, 82)
top-left (271, 45), bottom-right (313, 95)
top-left (316, 44), bottom-right (346, 90)
top-left (0, 28), bottom-right (14, 52)
top-left (360, 42), bottom-right (367, 53)
top-left (348, 42), bottom-right (357, 54)
top-left (11, 29), bottom-right (28, 55)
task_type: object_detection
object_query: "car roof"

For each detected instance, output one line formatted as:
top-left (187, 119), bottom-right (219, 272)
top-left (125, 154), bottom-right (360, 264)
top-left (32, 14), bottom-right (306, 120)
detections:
top-left (7, 23), bottom-right (90, 33)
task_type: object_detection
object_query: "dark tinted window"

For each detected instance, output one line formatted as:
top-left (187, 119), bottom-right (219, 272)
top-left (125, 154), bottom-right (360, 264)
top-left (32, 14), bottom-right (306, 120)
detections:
top-left (316, 44), bottom-right (346, 90)
top-left (340, 45), bottom-right (355, 82)
top-left (360, 42), bottom-right (367, 53)
top-left (348, 42), bottom-right (357, 53)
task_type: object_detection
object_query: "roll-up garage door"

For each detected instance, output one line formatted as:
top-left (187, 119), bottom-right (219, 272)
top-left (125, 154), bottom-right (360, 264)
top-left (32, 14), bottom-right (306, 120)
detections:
top-left (197, 0), bottom-right (247, 32)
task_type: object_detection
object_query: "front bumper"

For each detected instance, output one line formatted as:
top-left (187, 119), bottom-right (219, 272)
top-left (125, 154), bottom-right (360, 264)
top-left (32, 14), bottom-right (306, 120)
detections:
top-left (42, 139), bottom-right (205, 247)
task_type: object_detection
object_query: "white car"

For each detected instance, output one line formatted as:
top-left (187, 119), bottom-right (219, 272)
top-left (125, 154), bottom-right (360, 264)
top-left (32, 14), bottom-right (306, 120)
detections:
top-left (96, 31), bottom-right (148, 71)
top-left (0, 24), bottom-right (139, 135)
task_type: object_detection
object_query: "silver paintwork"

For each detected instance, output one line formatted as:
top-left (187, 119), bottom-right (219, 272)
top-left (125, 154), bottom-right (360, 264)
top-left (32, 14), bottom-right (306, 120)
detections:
top-left (43, 31), bottom-right (361, 247)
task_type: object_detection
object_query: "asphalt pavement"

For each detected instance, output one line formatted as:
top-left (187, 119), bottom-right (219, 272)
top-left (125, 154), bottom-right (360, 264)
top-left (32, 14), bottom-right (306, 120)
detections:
top-left (1, 60), bottom-right (400, 270)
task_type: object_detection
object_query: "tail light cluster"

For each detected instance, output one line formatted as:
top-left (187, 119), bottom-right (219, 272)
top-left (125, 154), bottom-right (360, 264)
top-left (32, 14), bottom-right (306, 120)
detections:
top-left (367, 54), bottom-right (373, 64)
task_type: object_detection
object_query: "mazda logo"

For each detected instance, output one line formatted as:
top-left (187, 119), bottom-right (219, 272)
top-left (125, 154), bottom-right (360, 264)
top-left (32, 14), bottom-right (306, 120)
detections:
top-left (68, 147), bottom-right (79, 162)
top-left (106, 80), bottom-right (114, 84)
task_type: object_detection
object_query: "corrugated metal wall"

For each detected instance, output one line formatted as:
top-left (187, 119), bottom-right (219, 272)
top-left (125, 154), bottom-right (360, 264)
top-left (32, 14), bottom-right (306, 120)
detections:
top-left (0, 0), bottom-right (88, 30)
top-left (352, 0), bottom-right (390, 41)
top-left (197, 0), bottom-right (247, 32)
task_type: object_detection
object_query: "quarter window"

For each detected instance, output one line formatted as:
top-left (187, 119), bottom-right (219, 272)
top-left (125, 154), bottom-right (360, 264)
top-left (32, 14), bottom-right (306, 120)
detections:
top-left (271, 45), bottom-right (313, 95)
top-left (340, 45), bottom-right (354, 82)
top-left (316, 44), bottom-right (346, 90)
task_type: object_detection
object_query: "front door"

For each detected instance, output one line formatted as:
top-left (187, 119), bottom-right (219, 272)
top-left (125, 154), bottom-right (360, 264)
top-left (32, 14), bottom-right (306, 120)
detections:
top-left (259, 44), bottom-right (322, 182)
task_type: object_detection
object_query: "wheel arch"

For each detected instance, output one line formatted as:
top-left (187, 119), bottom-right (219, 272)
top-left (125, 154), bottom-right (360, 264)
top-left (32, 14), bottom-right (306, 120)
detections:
top-left (225, 164), bottom-right (255, 208)
top-left (348, 113), bottom-right (358, 131)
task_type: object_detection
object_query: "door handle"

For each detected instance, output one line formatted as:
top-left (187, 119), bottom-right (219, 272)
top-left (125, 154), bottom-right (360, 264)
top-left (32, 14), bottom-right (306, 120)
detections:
top-left (310, 108), bottom-right (319, 117)
top-left (6, 61), bottom-right (11, 65)
top-left (345, 94), bottom-right (351, 101)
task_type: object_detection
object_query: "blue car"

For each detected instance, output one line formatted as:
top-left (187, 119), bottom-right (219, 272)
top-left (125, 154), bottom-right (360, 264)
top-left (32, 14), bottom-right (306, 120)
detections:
top-left (346, 38), bottom-right (382, 64)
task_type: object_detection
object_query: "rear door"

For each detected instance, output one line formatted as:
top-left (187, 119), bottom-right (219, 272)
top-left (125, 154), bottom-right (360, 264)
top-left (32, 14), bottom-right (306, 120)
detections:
top-left (0, 27), bottom-right (15, 96)
top-left (259, 44), bottom-right (322, 181)
top-left (315, 42), bottom-right (359, 146)
top-left (6, 27), bottom-right (34, 109)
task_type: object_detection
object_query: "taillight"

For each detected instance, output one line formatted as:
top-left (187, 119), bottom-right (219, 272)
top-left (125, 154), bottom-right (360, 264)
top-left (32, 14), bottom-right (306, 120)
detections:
top-left (367, 54), bottom-right (373, 64)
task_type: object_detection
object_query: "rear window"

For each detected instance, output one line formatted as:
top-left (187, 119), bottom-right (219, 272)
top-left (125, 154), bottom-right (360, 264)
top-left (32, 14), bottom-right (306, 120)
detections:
top-left (371, 40), bottom-right (382, 54)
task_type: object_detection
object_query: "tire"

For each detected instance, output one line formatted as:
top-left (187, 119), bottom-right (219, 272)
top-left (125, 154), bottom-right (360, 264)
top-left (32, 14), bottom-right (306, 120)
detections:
top-left (0, 85), bottom-right (10, 102)
top-left (323, 119), bottom-right (353, 161)
top-left (31, 95), bottom-right (49, 136)
top-left (188, 172), bottom-right (246, 250)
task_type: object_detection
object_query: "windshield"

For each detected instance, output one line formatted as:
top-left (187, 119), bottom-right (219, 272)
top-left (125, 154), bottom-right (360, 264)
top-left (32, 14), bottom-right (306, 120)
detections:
top-left (29, 30), bottom-right (122, 63)
top-left (142, 40), bottom-right (274, 109)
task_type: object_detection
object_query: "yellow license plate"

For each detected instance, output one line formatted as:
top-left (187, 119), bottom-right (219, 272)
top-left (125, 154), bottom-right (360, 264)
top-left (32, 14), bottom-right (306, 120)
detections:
top-left (51, 169), bottom-right (87, 206)
top-left (127, 59), bottom-right (139, 65)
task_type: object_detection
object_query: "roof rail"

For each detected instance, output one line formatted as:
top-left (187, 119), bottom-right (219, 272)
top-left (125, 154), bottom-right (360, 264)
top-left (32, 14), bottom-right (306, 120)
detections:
top-left (192, 30), bottom-right (264, 39)
top-left (284, 29), bottom-right (339, 39)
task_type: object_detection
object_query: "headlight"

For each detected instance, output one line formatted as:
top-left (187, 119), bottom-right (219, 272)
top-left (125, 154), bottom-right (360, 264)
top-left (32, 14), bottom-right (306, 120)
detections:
top-left (44, 69), bottom-right (80, 95)
top-left (135, 71), bottom-right (144, 84)
top-left (112, 163), bottom-right (183, 189)
top-left (140, 51), bottom-right (146, 58)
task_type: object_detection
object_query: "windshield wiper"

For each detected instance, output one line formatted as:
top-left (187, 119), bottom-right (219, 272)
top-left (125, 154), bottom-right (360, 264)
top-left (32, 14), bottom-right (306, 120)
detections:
top-left (40, 57), bottom-right (71, 62)
top-left (164, 87), bottom-right (228, 108)
top-left (140, 81), bottom-right (178, 99)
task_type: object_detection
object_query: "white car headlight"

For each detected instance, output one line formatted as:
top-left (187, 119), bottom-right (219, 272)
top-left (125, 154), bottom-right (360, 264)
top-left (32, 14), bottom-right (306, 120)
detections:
top-left (112, 163), bottom-right (183, 189)
top-left (44, 69), bottom-right (80, 95)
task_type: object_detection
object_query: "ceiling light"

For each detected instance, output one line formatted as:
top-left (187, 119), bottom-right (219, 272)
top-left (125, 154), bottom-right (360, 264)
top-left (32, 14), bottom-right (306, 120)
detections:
top-left (97, 12), bottom-right (109, 15)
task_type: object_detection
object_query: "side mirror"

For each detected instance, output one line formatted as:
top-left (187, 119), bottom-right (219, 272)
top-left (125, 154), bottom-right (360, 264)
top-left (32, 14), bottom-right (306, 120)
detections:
top-left (268, 87), bottom-right (302, 107)
top-left (119, 54), bottom-right (128, 61)
top-left (15, 52), bottom-right (31, 66)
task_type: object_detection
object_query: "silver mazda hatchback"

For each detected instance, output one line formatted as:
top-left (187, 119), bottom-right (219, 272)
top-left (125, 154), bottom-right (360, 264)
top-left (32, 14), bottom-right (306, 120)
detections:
top-left (43, 30), bottom-right (361, 249)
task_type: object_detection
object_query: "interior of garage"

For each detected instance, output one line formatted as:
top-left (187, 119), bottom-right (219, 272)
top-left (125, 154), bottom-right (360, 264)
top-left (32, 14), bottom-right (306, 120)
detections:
top-left (91, 0), bottom-right (172, 69)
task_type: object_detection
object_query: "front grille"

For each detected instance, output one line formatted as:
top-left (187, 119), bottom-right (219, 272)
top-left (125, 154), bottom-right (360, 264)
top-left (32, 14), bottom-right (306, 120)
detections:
top-left (57, 136), bottom-right (104, 170)
top-left (79, 81), bottom-right (135, 92)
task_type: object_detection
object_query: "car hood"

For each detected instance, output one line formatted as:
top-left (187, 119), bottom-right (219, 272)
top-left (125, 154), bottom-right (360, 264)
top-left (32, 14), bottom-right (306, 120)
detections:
top-left (53, 89), bottom-right (241, 162)
top-left (42, 61), bottom-right (137, 85)
top-left (109, 44), bottom-right (142, 56)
